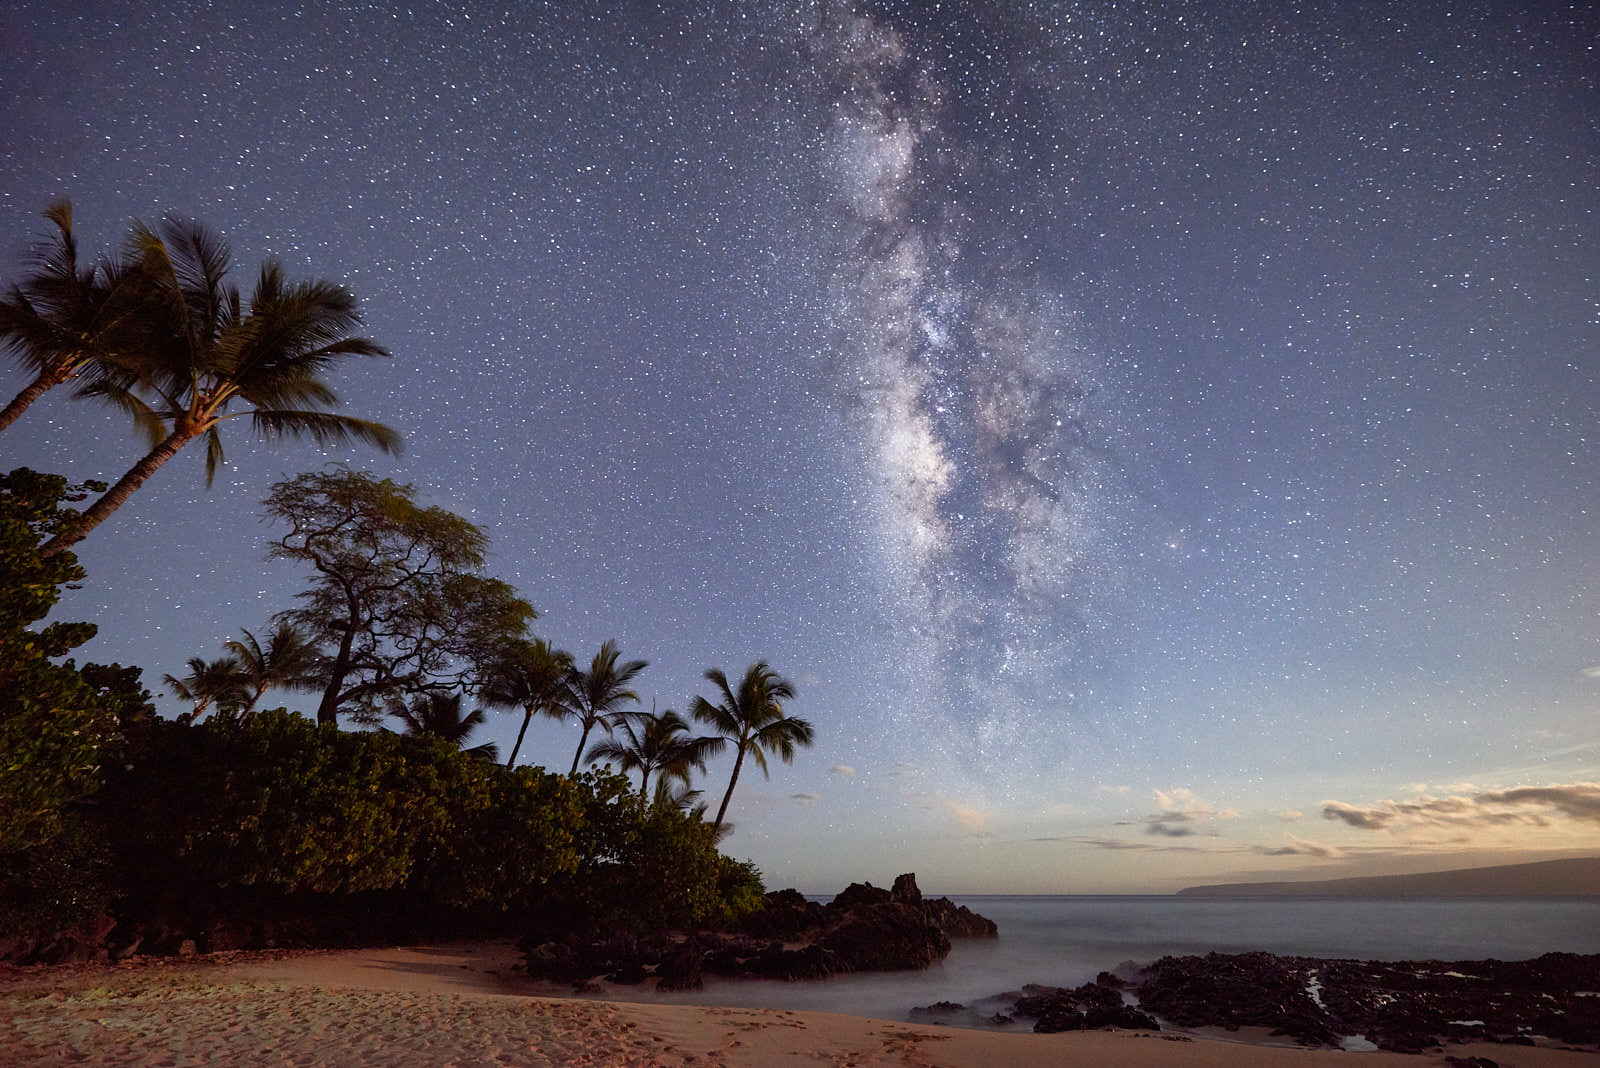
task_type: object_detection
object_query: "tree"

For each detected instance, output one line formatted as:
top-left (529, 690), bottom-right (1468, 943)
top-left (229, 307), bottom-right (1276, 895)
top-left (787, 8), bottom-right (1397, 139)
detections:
top-left (690, 661), bottom-right (814, 838)
top-left (39, 214), bottom-right (401, 557)
top-left (559, 639), bottom-right (647, 776)
top-left (265, 467), bottom-right (535, 724)
top-left (390, 692), bottom-right (499, 763)
top-left (585, 704), bottom-right (722, 799)
top-left (225, 621), bottom-right (320, 719)
top-left (0, 469), bottom-right (145, 854)
top-left (481, 636), bottom-right (573, 768)
top-left (0, 201), bottom-right (150, 434)
top-left (162, 655), bottom-right (250, 724)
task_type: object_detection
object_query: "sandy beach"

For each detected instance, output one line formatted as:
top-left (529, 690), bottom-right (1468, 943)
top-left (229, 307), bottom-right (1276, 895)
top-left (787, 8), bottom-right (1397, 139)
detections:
top-left (3, 942), bottom-right (1596, 1067)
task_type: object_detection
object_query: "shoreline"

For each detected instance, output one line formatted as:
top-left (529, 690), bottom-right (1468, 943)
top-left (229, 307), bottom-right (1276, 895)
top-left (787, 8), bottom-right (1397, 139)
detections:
top-left (7, 941), bottom-right (1599, 1067)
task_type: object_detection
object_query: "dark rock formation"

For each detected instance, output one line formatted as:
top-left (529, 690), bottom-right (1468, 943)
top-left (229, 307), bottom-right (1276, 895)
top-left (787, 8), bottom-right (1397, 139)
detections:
top-left (820, 901), bottom-right (949, 972)
top-left (1008, 980), bottom-right (1161, 1034)
top-left (909, 1001), bottom-right (1016, 1028)
top-left (826, 881), bottom-right (893, 910)
top-left (1132, 951), bottom-right (1600, 1052)
top-left (735, 888), bottom-right (825, 941)
top-left (518, 872), bottom-right (998, 989)
top-left (655, 939), bottom-right (705, 991)
top-left (923, 897), bottom-right (998, 938)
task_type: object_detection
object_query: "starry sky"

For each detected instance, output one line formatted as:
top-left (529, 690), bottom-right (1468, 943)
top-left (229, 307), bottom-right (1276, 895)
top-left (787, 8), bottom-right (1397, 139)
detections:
top-left (3, 1), bottom-right (1598, 893)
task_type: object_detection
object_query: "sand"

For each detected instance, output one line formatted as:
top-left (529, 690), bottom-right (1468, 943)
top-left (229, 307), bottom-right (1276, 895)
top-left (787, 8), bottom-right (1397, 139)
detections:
top-left (3, 942), bottom-right (1595, 1067)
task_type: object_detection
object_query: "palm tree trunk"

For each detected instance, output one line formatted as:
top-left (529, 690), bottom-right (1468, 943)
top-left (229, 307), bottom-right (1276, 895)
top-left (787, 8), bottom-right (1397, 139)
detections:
top-left (506, 709), bottom-right (534, 767)
top-left (0, 363), bottom-right (72, 435)
top-left (570, 721), bottom-right (594, 776)
top-left (40, 427), bottom-right (195, 557)
top-left (712, 744), bottom-right (748, 836)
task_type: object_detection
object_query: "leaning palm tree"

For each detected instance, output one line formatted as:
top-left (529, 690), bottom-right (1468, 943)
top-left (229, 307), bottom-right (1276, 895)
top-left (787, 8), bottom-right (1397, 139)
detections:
top-left (163, 655), bottom-right (250, 724)
top-left (690, 661), bottom-right (813, 837)
top-left (389, 691), bottom-right (499, 763)
top-left (480, 637), bottom-right (574, 768)
top-left (558, 639), bottom-right (647, 776)
top-left (585, 703), bottom-right (723, 799)
top-left (39, 214), bottom-right (401, 557)
top-left (224, 620), bottom-right (321, 719)
top-left (0, 201), bottom-right (150, 434)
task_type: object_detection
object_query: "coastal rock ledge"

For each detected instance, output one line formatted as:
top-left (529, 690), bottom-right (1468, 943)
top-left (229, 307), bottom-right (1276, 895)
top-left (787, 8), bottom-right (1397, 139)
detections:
top-left (521, 872), bottom-right (997, 989)
top-left (930, 951), bottom-right (1600, 1051)
top-left (1131, 950), bottom-right (1600, 1052)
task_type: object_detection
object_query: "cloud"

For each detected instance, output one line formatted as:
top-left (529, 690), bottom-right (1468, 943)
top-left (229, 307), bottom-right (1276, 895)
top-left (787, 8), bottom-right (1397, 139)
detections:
top-left (1477, 784), bottom-right (1600, 822)
top-left (937, 795), bottom-right (992, 833)
top-left (1322, 800), bottom-right (1396, 830)
top-left (1132, 789), bottom-right (1241, 837)
top-left (888, 762), bottom-right (919, 778)
top-left (1322, 782), bottom-right (1600, 833)
top-left (831, 764), bottom-right (856, 777)
top-left (1277, 810), bottom-right (1305, 821)
top-left (1252, 835), bottom-right (1343, 858)
top-left (791, 792), bottom-right (821, 805)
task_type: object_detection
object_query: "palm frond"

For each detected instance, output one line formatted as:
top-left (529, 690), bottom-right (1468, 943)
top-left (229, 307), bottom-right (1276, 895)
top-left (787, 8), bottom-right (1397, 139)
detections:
top-left (203, 426), bottom-right (227, 486)
top-left (73, 379), bottom-right (168, 449)
top-left (247, 410), bottom-right (403, 454)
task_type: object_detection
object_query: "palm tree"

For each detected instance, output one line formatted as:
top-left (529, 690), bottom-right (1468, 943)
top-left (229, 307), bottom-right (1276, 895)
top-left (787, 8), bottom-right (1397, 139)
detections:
top-left (480, 637), bottom-right (574, 768)
top-left (39, 214), bottom-right (401, 557)
top-left (224, 620), bottom-right (320, 719)
top-left (690, 661), bottom-right (814, 837)
top-left (163, 655), bottom-right (250, 724)
top-left (390, 691), bottom-right (499, 762)
top-left (0, 201), bottom-right (150, 433)
top-left (585, 703), bottom-right (723, 799)
top-left (558, 639), bottom-right (647, 776)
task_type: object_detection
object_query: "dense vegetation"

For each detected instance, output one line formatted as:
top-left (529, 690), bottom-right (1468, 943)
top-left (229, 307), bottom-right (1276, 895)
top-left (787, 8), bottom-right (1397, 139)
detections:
top-left (0, 205), bottom-right (799, 957)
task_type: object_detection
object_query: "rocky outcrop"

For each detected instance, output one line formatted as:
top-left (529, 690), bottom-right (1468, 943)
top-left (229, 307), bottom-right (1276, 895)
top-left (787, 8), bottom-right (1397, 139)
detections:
top-left (923, 896), bottom-right (998, 938)
top-left (819, 900), bottom-right (949, 972)
top-left (922, 978), bottom-right (1159, 1034)
top-left (1132, 951), bottom-right (1600, 1051)
top-left (520, 872), bottom-right (998, 990)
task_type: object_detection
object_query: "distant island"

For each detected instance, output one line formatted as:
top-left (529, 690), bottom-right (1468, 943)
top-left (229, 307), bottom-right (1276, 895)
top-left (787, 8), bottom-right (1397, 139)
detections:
top-left (1177, 856), bottom-right (1600, 897)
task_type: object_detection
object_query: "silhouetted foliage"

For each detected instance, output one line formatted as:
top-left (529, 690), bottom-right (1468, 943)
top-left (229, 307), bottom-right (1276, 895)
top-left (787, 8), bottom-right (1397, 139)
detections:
top-left (264, 467), bottom-right (536, 724)
top-left (0, 201), bottom-right (148, 435)
top-left (559, 639), bottom-right (647, 776)
top-left (0, 469), bottom-right (154, 944)
top-left (82, 710), bottom-right (757, 946)
top-left (0, 469), bottom-right (150, 855)
top-left (691, 661), bottom-right (813, 837)
top-left (480, 636), bottom-right (574, 768)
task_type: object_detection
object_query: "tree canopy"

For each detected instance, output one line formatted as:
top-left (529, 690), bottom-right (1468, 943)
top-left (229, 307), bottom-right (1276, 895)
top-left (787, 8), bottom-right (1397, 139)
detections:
top-left (0, 469), bottom-right (151, 855)
top-left (8, 209), bottom-right (403, 557)
top-left (265, 466), bottom-right (536, 725)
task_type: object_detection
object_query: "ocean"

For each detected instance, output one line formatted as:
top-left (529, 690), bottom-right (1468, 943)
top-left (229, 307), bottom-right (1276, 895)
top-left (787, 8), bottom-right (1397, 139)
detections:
top-left (620, 896), bottom-right (1600, 1024)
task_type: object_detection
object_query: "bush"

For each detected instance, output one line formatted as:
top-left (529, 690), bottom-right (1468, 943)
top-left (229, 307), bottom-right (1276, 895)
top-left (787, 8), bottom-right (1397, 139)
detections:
top-left (87, 711), bottom-right (759, 946)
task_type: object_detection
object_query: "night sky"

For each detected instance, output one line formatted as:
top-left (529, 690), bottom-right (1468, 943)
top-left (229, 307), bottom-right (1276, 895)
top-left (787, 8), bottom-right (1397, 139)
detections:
top-left (3, 1), bottom-right (1597, 892)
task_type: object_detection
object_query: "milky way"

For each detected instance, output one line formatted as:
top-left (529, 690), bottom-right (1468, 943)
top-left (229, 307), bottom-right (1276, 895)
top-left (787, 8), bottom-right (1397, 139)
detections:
top-left (809, 11), bottom-right (1131, 775)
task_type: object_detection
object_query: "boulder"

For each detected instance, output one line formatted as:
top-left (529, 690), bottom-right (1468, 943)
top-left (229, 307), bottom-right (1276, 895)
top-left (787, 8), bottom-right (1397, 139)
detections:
top-left (821, 901), bottom-right (950, 972)
top-left (890, 873), bottom-right (923, 905)
top-left (656, 940), bottom-right (705, 991)
top-left (828, 881), bottom-right (893, 910)
top-left (924, 897), bottom-right (998, 938)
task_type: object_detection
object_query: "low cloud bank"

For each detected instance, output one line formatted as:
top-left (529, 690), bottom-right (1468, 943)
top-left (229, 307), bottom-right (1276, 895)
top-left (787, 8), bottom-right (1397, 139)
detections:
top-left (1323, 782), bottom-right (1600, 832)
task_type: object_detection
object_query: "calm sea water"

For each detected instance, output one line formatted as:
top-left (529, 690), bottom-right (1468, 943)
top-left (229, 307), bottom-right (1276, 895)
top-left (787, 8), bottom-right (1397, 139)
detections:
top-left (617, 896), bottom-right (1600, 1024)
